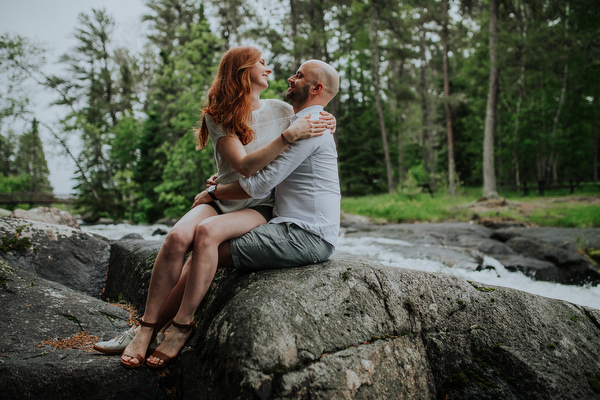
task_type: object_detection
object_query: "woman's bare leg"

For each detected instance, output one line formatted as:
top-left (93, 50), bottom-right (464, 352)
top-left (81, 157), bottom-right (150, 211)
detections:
top-left (147, 209), bottom-right (266, 366)
top-left (121, 204), bottom-right (218, 366)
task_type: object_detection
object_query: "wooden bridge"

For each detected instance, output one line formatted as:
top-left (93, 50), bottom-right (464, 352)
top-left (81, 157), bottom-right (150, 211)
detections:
top-left (0, 192), bottom-right (76, 206)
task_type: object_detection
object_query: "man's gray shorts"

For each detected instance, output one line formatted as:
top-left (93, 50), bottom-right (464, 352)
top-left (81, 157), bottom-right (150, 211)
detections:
top-left (230, 222), bottom-right (334, 272)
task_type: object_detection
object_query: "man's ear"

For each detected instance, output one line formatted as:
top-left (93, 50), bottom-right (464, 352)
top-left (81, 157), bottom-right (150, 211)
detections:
top-left (311, 82), bottom-right (324, 94)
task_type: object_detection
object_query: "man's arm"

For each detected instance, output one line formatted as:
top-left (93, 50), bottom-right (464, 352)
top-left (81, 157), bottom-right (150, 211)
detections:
top-left (239, 131), bottom-right (322, 198)
top-left (192, 180), bottom-right (250, 209)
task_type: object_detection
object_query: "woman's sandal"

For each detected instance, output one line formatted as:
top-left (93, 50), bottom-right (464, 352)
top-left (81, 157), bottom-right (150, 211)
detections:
top-left (120, 318), bottom-right (157, 369)
top-left (146, 320), bottom-right (197, 370)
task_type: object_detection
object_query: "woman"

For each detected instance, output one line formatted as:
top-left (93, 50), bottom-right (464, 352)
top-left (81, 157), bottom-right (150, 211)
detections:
top-left (119, 46), bottom-right (334, 369)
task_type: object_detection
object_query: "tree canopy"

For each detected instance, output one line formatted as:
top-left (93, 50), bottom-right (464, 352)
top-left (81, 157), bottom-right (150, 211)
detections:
top-left (1, 0), bottom-right (598, 221)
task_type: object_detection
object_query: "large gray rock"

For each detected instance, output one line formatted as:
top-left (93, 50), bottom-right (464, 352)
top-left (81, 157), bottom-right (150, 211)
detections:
top-left (491, 226), bottom-right (600, 252)
top-left (491, 226), bottom-right (600, 285)
top-left (102, 239), bottom-right (165, 312)
top-left (10, 206), bottom-right (80, 229)
top-left (0, 217), bottom-right (110, 298)
top-left (3, 230), bottom-right (600, 399)
top-left (0, 261), bottom-right (166, 400)
top-left (164, 256), bottom-right (600, 400)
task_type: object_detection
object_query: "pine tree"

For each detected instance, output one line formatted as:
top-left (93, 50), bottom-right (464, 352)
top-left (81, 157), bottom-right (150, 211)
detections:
top-left (13, 118), bottom-right (52, 193)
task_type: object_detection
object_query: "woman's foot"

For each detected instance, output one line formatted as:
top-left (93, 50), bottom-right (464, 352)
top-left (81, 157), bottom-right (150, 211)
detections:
top-left (147, 320), bottom-right (196, 369)
top-left (120, 319), bottom-right (157, 368)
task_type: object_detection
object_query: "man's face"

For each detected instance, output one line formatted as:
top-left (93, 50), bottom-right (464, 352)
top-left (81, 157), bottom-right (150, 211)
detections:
top-left (285, 64), bottom-right (313, 107)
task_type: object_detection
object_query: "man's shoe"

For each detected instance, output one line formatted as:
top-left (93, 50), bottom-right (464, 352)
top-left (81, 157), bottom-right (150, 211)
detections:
top-left (94, 326), bottom-right (136, 354)
top-left (93, 326), bottom-right (166, 355)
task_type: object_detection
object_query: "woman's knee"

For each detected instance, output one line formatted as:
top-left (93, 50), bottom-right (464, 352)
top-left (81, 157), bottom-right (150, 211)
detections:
top-left (194, 218), bottom-right (221, 247)
top-left (163, 228), bottom-right (193, 254)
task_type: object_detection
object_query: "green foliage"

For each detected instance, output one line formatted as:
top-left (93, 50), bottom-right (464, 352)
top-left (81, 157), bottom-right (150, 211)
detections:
top-left (341, 190), bottom-right (600, 228)
top-left (132, 2), bottom-right (222, 222)
top-left (13, 119), bottom-right (52, 193)
top-left (155, 131), bottom-right (214, 218)
top-left (342, 192), bottom-right (462, 223)
top-left (527, 205), bottom-right (600, 228)
top-left (0, 225), bottom-right (34, 254)
top-left (590, 372), bottom-right (600, 393)
top-left (0, 173), bottom-right (32, 192)
top-left (0, 33), bottom-right (45, 126)
top-left (0, 260), bottom-right (14, 291)
top-left (4, 0), bottom-right (600, 223)
top-left (1, 35), bottom-right (52, 196)
top-left (587, 248), bottom-right (600, 265)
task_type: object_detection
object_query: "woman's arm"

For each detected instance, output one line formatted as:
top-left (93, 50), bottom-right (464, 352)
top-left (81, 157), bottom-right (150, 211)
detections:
top-left (217, 115), bottom-right (328, 178)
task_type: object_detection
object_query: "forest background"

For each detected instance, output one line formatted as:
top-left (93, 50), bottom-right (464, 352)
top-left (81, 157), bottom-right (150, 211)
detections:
top-left (1, 0), bottom-right (599, 224)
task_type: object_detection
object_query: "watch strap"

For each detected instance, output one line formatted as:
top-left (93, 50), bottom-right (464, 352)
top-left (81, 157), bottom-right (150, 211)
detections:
top-left (208, 185), bottom-right (218, 200)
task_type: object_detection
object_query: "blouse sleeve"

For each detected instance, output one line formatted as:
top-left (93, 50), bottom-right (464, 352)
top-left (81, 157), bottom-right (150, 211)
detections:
top-left (205, 114), bottom-right (227, 145)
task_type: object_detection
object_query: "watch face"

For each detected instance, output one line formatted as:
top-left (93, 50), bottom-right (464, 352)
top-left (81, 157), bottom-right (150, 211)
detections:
top-left (208, 186), bottom-right (215, 193)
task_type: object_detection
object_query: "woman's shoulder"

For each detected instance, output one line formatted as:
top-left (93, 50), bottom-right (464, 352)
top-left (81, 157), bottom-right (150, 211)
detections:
top-left (204, 113), bottom-right (216, 124)
top-left (203, 113), bottom-right (226, 135)
top-left (264, 99), bottom-right (293, 116)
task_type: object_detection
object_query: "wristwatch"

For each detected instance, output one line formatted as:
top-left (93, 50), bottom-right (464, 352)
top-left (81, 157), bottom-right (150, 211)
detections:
top-left (207, 184), bottom-right (218, 200)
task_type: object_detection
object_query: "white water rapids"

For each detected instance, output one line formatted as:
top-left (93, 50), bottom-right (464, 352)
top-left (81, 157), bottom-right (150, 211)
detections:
top-left (81, 223), bottom-right (600, 310)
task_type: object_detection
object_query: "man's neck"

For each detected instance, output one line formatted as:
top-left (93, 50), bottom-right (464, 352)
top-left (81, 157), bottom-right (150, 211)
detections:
top-left (292, 99), bottom-right (326, 114)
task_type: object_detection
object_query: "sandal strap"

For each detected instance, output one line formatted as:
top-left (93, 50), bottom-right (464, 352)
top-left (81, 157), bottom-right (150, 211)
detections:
top-left (149, 350), bottom-right (172, 363)
top-left (139, 318), bottom-right (157, 328)
top-left (171, 320), bottom-right (196, 330)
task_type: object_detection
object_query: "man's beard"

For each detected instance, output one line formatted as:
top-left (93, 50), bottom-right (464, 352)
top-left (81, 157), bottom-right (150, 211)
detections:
top-left (285, 83), bottom-right (310, 107)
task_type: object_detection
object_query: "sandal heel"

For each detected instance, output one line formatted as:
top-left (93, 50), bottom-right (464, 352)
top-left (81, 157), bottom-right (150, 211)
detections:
top-left (147, 320), bottom-right (196, 370)
top-left (120, 318), bottom-right (158, 369)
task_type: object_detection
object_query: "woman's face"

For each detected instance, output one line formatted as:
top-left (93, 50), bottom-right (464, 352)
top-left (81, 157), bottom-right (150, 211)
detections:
top-left (248, 58), bottom-right (272, 91)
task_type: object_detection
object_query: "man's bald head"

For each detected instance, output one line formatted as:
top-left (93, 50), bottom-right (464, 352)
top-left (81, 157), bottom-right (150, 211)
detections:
top-left (302, 60), bottom-right (340, 103)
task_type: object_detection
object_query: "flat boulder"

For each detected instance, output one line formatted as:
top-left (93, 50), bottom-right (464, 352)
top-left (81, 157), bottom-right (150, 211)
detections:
top-left (0, 261), bottom-right (166, 400)
top-left (167, 256), bottom-right (600, 400)
top-left (0, 217), bottom-right (110, 298)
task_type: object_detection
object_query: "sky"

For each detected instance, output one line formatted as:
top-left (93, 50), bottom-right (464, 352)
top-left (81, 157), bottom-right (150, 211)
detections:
top-left (0, 0), bottom-right (148, 194)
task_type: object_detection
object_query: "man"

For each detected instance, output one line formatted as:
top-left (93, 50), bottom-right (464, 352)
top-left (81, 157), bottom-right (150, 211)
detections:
top-left (197, 59), bottom-right (340, 270)
top-left (94, 59), bottom-right (340, 353)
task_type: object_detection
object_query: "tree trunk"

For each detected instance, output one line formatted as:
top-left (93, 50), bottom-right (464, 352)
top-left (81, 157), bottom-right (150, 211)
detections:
top-left (512, 0), bottom-right (528, 186)
top-left (512, 60), bottom-right (524, 186)
top-left (483, 0), bottom-right (499, 199)
top-left (290, 0), bottom-right (300, 67)
top-left (419, 31), bottom-right (434, 189)
top-left (398, 116), bottom-right (406, 186)
top-left (371, 8), bottom-right (394, 193)
top-left (546, 57), bottom-right (569, 182)
top-left (309, 0), bottom-right (327, 61)
top-left (442, 0), bottom-right (456, 196)
top-left (594, 95), bottom-right (599, 182)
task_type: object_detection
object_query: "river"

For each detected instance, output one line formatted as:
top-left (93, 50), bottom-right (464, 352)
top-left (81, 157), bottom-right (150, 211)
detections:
top-left (81, 223), bottom-right (600, 310)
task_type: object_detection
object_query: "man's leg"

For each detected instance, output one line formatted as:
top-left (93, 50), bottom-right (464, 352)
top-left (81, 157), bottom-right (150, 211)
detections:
top-left (217, 240), bottom-right (235, 269)
top-left (226, 222), bottom-right (333, 272)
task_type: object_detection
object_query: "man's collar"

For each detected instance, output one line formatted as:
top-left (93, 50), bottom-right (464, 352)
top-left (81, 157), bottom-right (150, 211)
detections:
top-left (294, 105), bottom-right (325, 119)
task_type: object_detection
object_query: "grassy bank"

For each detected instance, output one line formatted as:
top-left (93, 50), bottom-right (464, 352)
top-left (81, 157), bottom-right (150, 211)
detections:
top-left (341, 187), bottom-right (600, 228)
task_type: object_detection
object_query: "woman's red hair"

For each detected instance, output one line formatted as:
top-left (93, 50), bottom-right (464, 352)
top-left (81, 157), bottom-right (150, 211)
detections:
top-left (196, 46), bottom-right (262, 149)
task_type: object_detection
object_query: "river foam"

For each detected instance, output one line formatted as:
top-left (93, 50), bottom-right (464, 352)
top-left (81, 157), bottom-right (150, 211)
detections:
top-left (336, 234), bottom-right (599, 310)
